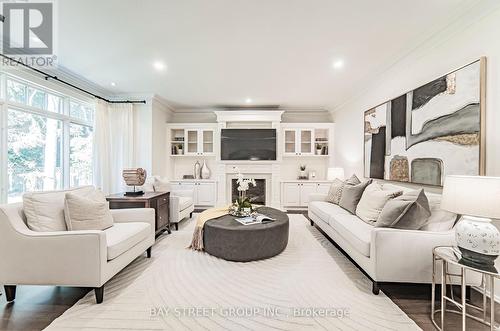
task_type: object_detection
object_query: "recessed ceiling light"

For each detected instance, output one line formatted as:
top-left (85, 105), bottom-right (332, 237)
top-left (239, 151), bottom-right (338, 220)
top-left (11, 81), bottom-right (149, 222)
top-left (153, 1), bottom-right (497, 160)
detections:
top-left (245, 98), bottom-right (252, 104)
top-left (332, 59), bottom-right (344, 69)
top-left (110, 82), bottom-right (116, 87)
top-left (153, 61), bottom-right (166, 71)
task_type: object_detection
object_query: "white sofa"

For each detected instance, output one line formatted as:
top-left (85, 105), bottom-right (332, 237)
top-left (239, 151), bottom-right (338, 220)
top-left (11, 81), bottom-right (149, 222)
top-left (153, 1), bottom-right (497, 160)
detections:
top-left (307, 182), bottom-right (478, 294)
top-left (0, 202), bottom-right (155, 303)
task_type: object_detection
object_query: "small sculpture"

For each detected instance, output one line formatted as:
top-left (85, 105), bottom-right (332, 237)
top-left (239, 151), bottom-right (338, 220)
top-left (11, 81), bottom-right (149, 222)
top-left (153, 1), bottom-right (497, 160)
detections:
top-left (122, 168), bottom-right (147, 196)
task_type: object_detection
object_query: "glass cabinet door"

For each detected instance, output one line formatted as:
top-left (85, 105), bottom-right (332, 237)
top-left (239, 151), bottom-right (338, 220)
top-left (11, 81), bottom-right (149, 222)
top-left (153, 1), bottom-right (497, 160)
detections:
top-left (201, 130), bottom-right (214, 154)
top-left (185, 129), bottom-right (199, 155)
top-left (284, 129), bottom-right (297, 155)
top-left (299, 129), bottom-right (313, 155)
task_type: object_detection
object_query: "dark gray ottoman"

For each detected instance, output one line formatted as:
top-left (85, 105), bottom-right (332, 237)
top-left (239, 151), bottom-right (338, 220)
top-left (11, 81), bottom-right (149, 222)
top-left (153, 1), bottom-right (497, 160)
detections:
top-left (203, 207), bottom-right (289, 262)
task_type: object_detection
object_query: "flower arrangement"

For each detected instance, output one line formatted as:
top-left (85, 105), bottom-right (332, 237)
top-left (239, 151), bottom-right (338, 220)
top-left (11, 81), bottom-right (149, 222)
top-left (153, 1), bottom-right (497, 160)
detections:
top-left (229, 168), bottom-right (257, 216)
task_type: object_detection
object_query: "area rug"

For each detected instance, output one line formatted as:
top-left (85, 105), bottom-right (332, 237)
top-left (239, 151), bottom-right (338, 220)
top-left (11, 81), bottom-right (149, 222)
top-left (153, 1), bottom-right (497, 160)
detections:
top-left (45, 214), bottom-right (419, 330)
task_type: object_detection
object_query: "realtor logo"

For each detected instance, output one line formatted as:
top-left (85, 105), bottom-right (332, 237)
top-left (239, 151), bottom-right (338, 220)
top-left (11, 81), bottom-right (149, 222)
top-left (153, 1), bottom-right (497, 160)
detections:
top-left (2, 2), bottom-right (53, 55)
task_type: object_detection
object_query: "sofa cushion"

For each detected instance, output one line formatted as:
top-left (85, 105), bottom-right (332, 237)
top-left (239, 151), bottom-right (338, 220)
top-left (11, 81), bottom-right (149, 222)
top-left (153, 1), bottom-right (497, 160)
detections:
top-left (355, 182), bottom-right (402, 223)
top-left (325, 175), bottom-right (361, 205)
top-left (420, 192), bottom-right (457, 231)
top-left (339, 179), bottom-right (372, 214)
top-left (309, 201), bottom-right (351, 223)
top-left (328, 214), bottom-right (372, 257)
top-left (64, 192), bottom-right (114, 231)
top-left (105, 222), bottom-right (151, 260)
top-left (178, 196), bottom-right (193, 211)
top-left (375, 189), bottom-right (431, 229)
top-left (23, 186), bottom-right (96, 232)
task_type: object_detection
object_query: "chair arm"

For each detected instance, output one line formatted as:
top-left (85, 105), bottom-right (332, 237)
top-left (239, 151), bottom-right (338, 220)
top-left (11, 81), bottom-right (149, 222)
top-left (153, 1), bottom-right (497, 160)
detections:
top-left (0, 229), bottom-right (107, 286)
top-left (308, 193), bottom-right (328, 203)
top-left (171, 189), bottom-right (194, 199)
top-left (111, 208), bottom-right (156, 238)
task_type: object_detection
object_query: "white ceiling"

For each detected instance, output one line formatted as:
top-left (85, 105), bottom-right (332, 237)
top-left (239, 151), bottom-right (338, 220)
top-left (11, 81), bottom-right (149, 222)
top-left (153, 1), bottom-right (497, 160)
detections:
top-left (57, 0), bottom-right (485, 111)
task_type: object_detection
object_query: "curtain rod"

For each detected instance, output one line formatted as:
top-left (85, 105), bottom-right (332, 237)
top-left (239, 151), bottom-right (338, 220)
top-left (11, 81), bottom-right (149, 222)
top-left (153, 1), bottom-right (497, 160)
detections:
top-left (0, 53), bottom-right (147, 104)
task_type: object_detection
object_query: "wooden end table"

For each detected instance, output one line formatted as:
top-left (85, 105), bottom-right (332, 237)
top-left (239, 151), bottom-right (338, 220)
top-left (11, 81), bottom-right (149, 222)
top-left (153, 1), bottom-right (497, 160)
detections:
top-left (106, 192), bottom-right (171, 236)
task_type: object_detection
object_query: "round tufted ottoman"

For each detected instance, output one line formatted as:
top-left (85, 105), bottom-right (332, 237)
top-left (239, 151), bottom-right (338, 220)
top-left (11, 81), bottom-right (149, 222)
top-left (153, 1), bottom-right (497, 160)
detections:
top-left (203, 207), bottom-right (289, 262)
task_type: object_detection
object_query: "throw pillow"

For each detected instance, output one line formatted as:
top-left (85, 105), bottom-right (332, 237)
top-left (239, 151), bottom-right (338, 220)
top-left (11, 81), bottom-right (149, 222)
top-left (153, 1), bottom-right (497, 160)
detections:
top-left (339, 179), bottom-right (372, 214)
top-left (326, 174), bottom-right (361, 204)
top-left (419, 192), bottom-right (458, 231)
top-left (23, 186), bottom-right (95, 232)
top-left (64, 192), bottom-right (114, 231)
top-left (355, 182), bottom-right (403, 223)
top-left (154, 177), bottom-right (171, 192)
top-left (375, 189), bottom-right (431, 229)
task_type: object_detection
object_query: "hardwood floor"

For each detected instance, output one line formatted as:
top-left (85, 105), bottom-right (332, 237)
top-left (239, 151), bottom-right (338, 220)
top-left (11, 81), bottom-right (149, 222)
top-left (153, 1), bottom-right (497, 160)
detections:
top-left (2, 283), bottom-right (498, 330)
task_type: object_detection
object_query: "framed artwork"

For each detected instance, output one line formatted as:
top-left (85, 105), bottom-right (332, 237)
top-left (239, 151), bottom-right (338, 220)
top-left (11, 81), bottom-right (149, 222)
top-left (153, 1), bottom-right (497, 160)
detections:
top-left (364, 57), bottom-right (486, 186)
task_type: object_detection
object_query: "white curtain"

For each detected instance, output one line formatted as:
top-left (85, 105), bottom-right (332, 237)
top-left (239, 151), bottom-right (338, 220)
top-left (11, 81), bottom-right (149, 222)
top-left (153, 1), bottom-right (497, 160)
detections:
top-left (93, 101), bottom-right (135, 194)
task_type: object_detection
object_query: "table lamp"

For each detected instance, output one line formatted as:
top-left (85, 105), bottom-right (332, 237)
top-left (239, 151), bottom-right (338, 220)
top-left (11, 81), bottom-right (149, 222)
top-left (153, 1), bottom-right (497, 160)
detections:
top-left (327, 167), bottom-right (345, 181)
top-left (441, 175), bottom-right (500, 266)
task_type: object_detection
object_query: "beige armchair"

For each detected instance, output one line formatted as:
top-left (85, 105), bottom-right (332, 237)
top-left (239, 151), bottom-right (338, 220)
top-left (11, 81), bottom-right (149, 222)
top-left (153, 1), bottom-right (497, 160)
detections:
top-left (170, 189), bottom-right (195, 230)
top-left (0, 203), bottom-right (155, 304)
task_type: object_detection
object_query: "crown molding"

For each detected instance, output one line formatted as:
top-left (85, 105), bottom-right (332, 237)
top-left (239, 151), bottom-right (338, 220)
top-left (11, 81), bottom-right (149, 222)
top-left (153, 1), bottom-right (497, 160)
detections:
top-left (331, 0), bottom-right (500, 114)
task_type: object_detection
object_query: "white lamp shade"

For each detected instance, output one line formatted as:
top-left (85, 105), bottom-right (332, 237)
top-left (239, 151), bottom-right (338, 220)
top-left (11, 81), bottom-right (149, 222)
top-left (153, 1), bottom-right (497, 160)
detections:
top-left (441, 175), bottom-right (500, 219)
top-left (327, 167), bottom-right (345, 181)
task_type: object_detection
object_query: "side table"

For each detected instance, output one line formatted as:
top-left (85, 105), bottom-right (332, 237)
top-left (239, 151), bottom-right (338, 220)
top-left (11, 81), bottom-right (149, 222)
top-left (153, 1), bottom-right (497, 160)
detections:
top-left (432, 246), bottom-right (499, 330)
top-left (106, 192), bottom-right (171, 236)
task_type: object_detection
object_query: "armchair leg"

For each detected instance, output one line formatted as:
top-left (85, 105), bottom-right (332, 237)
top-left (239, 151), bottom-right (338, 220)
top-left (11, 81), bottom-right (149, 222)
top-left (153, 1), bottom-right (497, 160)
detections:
top-left (310, 220), bottom-right (314, 226)
top-left (4, 285), bottom-right (16, 302)
top-left (94, 286), bottom-right (104, 304)
top-left (372, 281), bottom-right (380, 295)
top-left (146, 247), bottom-right (152, 258)
top-left (175, 223), bottom-right (178, 231)
top-left (190, 212), bottom-right (193, 218)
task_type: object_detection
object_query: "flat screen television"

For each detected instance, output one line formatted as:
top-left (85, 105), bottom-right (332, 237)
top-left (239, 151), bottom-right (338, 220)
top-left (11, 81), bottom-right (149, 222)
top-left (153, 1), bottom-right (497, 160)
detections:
top-left (221, 129), bottom-right (277, 161)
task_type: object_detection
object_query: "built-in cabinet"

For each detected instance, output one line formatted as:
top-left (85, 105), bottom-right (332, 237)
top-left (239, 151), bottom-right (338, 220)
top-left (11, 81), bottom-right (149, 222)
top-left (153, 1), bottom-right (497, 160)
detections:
top-left (282, 124), bottom-right (333, 157)
top-left (170, 180), bottom-right (217, 207)
top-left (281, 181), bottom-right (331, 208)
top-left (169, 125), bottom-right (216, 156)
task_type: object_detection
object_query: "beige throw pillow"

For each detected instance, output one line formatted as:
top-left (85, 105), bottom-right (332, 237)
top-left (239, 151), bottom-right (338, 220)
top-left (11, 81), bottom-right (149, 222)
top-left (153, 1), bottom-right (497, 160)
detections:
top-left (23, 186), bottom-right (95, 232)
top-left (326, 174), bottom-right (361, 204)
top-left (355, 182), bottom-right (403, 223)
top-left (64, 191), bottom-right (114, 231)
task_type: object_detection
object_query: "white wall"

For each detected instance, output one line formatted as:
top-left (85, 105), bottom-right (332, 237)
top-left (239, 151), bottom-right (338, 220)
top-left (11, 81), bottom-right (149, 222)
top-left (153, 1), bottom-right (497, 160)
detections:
top-left (333, 8), bottom-right (500, 179)
top-left (332, 7), bottom-right (500, 298)
top-left (133, 97), bottom-right (172, 177)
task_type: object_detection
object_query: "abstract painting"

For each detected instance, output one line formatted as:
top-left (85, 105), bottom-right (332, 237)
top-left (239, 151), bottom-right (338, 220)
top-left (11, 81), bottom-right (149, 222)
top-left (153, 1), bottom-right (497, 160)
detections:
top-left (364, 58), bottom-right (485, 186)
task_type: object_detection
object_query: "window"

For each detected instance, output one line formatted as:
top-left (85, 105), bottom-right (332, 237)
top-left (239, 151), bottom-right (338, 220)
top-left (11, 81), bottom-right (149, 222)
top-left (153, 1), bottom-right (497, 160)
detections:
top-left (0, 76), bottom-right (95, 203)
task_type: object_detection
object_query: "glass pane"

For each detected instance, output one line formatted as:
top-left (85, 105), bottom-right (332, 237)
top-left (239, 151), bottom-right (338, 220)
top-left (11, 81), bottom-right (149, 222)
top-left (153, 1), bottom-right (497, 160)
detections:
top-left (70, 123), bottom-right (93, 187)
top-left (7, 80), bottom-right (27, 104)
top-left (187, 130), bottom-right (198, 153)
top-left (7, 109), bottom-right (63, 202)
top-left (203, 131), bottom-right (213, 153)
top-left (47, 94), bottom-right (63, 113)
top-left (70, 101), bottom-right (94, 122)
top-left (300, 130), bottom-right (312, 153)
top-left (285, 130), bottom-right (296, 153)
top-left (27, 87), bottom-right (46, 109)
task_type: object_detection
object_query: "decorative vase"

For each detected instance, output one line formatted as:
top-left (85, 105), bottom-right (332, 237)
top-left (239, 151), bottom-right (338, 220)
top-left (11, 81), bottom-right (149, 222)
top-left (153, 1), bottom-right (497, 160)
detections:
top-left (455, 216), bottom-right (500, 266)
top-left (194, 161), bottom-right (201, 179)
top-left (201, 160), bottom-right (211, 179)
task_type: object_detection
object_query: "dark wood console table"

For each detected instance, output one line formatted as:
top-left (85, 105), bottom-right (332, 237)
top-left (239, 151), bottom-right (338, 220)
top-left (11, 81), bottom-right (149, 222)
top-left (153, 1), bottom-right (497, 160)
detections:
top-left (106, 192), bottom-right (171, 235)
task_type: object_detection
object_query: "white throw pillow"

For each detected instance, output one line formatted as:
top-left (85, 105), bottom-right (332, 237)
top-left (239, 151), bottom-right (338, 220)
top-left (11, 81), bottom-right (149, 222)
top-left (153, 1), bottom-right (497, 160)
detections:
top-left (355, 182), bottom-right (403, 223)
top-left (23, 186), bottom-right (95, 232)
top-left (64, 192), bottom-right (114, 231)
top-left (419, 193), bottom-right (457, 231)
top-left (154, 177), bottom-right (171, 192)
